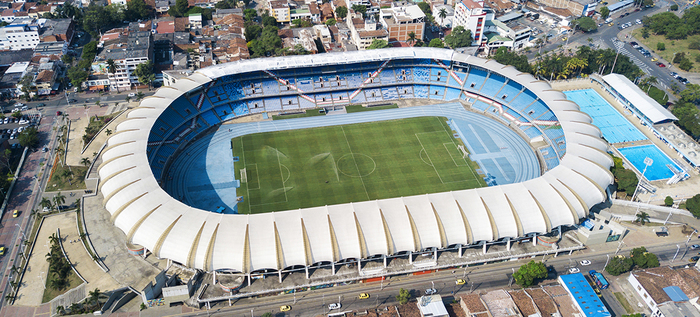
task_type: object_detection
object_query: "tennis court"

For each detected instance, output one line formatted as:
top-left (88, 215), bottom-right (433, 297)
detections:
top-left (564, 89), bottom-right (647, 144)
top-left (618, 144), bottom-right (682, 181)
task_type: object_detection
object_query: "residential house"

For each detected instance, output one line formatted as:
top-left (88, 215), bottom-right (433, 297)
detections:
top-left (33, 68), bottom-right (56, 95)
top-left (628, 267), bottom-right (700, 317)
top-left (482, 19), bottom-right (530, 53)
top-left (269, 0), bottom-right (291, 23)
top-left (432, 4), bottom-right (454, 28)
top-left (188, 13), bottom-right (202, 28)
top-left (40, 18), bottom-right (75, 42)
top-left (348, 15), bottom-right (388, 49)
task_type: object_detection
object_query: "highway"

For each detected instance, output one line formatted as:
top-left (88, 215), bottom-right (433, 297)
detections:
top-left (178, 242), bottom-right (687, 317)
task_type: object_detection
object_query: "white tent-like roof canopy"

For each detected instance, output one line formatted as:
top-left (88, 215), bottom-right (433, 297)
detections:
top-left (602, 73), bottom-right (677, 124)
top-left (98, 48), bottom-right (613, 273)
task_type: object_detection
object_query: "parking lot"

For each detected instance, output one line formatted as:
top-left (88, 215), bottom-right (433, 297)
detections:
top-left (0, 107), bottom-right (40, 145)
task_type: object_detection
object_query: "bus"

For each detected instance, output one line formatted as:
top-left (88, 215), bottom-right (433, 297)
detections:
top-left (589, 270), bottom-right (609, 289)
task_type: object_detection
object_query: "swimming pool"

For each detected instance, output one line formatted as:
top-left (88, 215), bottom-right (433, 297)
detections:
top-left (564, 89), bottom-right (647, 144)
top-left (617, 144), bottom-right (682, 181)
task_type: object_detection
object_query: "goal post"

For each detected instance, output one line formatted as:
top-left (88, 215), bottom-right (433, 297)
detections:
top-left (240, 168), bottom-right (247, 183)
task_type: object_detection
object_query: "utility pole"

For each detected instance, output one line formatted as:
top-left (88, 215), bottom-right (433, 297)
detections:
top-left (603, 254), bottom-right (610, 271)
top-left (672, 245), bottom-right (681, 262)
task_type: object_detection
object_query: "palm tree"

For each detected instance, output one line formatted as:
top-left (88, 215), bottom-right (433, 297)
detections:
top-left (48, 233), bottom-right (60, 245)
top-left (107, 59), bottom-right (118, 93)
top-left (40, 197), bottom-right (53, 212)
top-left (80, 157), bottom-right (91, 167)
top-left (105, 129), bottom-right (112, 136)
top-left (636, 211), bottom-right (651, 225)
top-left (5, 294), bottom-right (15, 303)
top-left (10, 265), bottom-right (19, 275)
top-left (125, 96), bottom-right (131, 103)
top-left (88, 288), bottom-right (101, 308)
top-left (53, 192), bottom-right (66, 212)
top-left (56, 305), bottom-right (65, 315)
top-left (9, 281), bottom-right (17, 290)
top-left (407, 32), bottom-right (416, 46)
top-left (95, 100), bottom-right (100, 107)
top-left (136, 92), bottom-right (144, 101)
top-left (438, 8), bottom-right (447, 25)
top-left (61, 169), bottom-right (73, 183)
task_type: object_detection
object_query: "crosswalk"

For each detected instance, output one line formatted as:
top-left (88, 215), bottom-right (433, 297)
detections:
top-left (612, 40), bottom-right (652, 75)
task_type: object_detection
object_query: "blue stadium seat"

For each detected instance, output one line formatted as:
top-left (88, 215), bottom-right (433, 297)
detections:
top-left (496, 81), bottom-right (523, 102)
top-left (170, 96), bottom-right (198, 119)
top-left (471, 100), bottom-right (491, 111)
top-left (207, 86), bottom-right (229, 106)
top-left (331, 91), bottom-right (349, 103)
top-left (414, 85), bottom-right (429, 98)
top-left (222, 82), bottom-right (244, 101)
top-left (346, 72), bottom-right (365, 88)
top-left (445, 88), bottom-right (461, 101)
top-left (479, 73), bottom-right (507, 98)
top-left (281, 96), bottom-right (299, 108)
top-left (523, 100), bottom-right (548, 120)
top-left (394, 68), bottom-right (413, 82)
top-left (315, 93), bottom-right (333, 104)
top-left (200, 110), bottom-right (220, 126)
top-left (264, 97), bottom-right (283, 111)
top-left (214, 104), bottom-right (233, 117)
top-left (381, 87), bottom-right (399, 100)
top-left (509, 90), bottom-right (537, 112)
top-left (262, 79), bottom-right (281, 95)
top-left (299, 97), bottom-right (316, 109)
top-left (379, 69), bottom-right (397, 85)
top-left (398, 85), bottom-right (413, 98)
top-left (413, 67), bottom-right (430, 83)
top-left (429, 85), bottom-right (445, 100)
top-left (248, 99), bottom-right (265, 113)
top-left (536, 111), bottom-right (557, 122)
top-left (465, 68), bottom-right (487, 91)
top-left (232, 101), bottom-right (249, 116)
top-left (296, 77), bottom-right (314, 91)
top-left (151, 118), bottom-right (172, 137)
top-left (365, 88), bottom-right (383, 102)
top-left (503, 107), bottom-right (527, 123)
top-left (521, 126), bottom-right (542, 139)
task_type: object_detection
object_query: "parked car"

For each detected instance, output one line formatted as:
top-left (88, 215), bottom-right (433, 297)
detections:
top-left (425, 288), bottom-right (437, 295)
top-left (568, 267), bottom-right (580, 273)
top-left (37, 103), bottom-right (46, 107)
top-left (656, 62), bottom-right (666, 67)
top-left (580, 260), bottom-right (592, 266)
top-left (328, 303), bottom-right (342, 310)
top-left (691, 244), bottom-right (700, 250)
top-left (128, 93), bottom-right (136, 97)
top-left (670, 72), bottom-right (679, 78)
top-left (456, 279), bottom-right (467, 285)
top-left (280, 305), bottom-right (292, 312)
top-left (0, 246), bottom-right (4, 256)
top-left (359, 293), bottom-right (370, 299)
top-left (690, 256), bottom-right (700, 262)
top-left (12, 209), bottom-right (19, 217)
top-left (651, 57), bottom-right (658, 62)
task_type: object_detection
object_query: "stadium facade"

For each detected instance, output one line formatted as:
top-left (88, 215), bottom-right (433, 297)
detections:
top-left (98, 48), bottom-right (613, 274)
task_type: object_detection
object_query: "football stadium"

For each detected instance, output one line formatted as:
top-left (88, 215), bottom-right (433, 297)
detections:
top-left (98, 47), bottom-right (613, 275)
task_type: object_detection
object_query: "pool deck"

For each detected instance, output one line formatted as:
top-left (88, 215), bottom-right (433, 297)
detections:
top-left (552, 78), bottom-right (700, 205)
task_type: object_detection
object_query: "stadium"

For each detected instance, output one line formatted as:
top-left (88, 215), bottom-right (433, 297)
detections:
top-left (97, 47), bottom-right (613, 276)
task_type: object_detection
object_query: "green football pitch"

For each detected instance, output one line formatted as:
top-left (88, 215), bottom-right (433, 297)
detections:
top-left (232, 116), bottom-right (487, 214)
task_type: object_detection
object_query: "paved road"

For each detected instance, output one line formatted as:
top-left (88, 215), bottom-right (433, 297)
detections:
top-left (174, 242), bottom-right (688, 317)
top-left (526, 5), bottom-right (683, 96)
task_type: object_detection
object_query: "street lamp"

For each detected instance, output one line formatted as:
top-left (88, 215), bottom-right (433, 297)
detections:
top-left (15, 224), bottom-right (26, 241)
top-left (632, 157), bottom-right (653, 217)
top-left (603, 254), bottom-right (610, 270)
top-left (672, 245), bottom-right (681, 262)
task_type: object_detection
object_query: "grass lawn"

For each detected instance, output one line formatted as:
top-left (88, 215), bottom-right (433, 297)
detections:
top-left (346, 104), bottom-right (399, 112)
top-left (632, 29), bottom-right (700, 72)
top-left (41, 270), bottom-right (82, 303)
top-left (639, 84), bottom-right (669, 105)
top-left (273, 109), bottom-right (326, 120)
top-left (232, 116), bottom-right (486, 214)
top-left (46, 163), bottom-right (87, 191)
top-left (614, 292), bottom-right (634, 314)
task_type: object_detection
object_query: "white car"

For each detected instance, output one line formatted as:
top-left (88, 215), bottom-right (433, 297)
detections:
top-left (328, 303), bottom-right (341, 310)
top-left (425, 288), bottom-right (437, 295)
top-left (128, 93), bottom-right (136, 97)
top-left (691, 245), bottom-right (700, 250)
top-left (580, 260), bottom-right (592, 266)
top-left (636, 19), bottom-right (642, 24)
top-left (568, 267), bottom-right (581, 274)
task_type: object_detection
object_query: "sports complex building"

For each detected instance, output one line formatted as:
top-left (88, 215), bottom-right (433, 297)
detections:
top-left (98, 48), bottom-right (613, 277)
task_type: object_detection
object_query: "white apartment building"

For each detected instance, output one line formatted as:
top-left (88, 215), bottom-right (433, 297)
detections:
top-left (0, 21), bottom-right (40, 50)
top-left (98, 29), bottom-right (153, 91)
top-left (452, 0), bottom-right (493, 46)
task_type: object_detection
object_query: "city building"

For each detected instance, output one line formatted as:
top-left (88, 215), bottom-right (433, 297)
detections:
top-left (269, 0), bottom-right (291, 23)
top-left (417, 295), bottom-right (449, 317)
top-left (348, 15), bottom-right (389, 49)
top-left (379, 5), bottom-right (425, 43)
top-left (432, 4), bottom-right (454, 29)
top-left (535, 0), bottom-right (596, 17)
top-left (483, 20), bottom-right (531, 52)
top-left (40, 19), bottom-right (75, 42)
top-left (452, 0), bottom-right (494, 45)
top-left (0, 61), bottom-right (29, 98)
top-left (95, 23), bottom-right (154, 91)
top-left (33, 41), bottom-right (67, 57)
top-left (628, 266), bottom-right (700, 317)
top-left (558, 273), bottom-right (611, 317)
top-left (33, 69), bottom-right (56, 95)
top-left (607, 0), bottom-right (634, 14)
top-left (0, 20), bottom-right (40, 50)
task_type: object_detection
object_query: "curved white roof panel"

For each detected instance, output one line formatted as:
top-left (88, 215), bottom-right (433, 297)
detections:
top-left (98, 47), bottom-right (613, 272)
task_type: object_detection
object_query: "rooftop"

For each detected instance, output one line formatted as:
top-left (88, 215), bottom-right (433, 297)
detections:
top-left (630, 267), bottom-right (700, 305)
top-left (559, 274), bottom-right (611, 317)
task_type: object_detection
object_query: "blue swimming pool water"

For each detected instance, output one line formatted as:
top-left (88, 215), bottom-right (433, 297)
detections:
top-left (618, 144), bottom-right (682, 181)
top-left (564, 89), bottom-right (647, 144)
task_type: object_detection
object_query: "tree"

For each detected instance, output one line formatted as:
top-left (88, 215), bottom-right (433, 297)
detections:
top-left (134, 61), bottom-right (155, 89)
top-left (444, 26), bottom-right (472, 48)
top-left (630, 247), bottom-right (660, 269)
top-left (407, 31), bottom-right (416, 46)
top-left (367, 39), bottom-right (389, 49)
top-left (665, 196), bottom-right (674, 206)
top-left (61, 54), bottom-right (73, 65)
top-left (168, 0), bottom-right (190, 17)
top-left (325, 18), bottom-right (336, 26)
top-left (417, 2), bottom-right (432, 15)
top-left (67, 67), bottom-right (88, 91)
top-left (396, 288), bottom-right (411, 304)
top-left (19, 75), bottom-right (34, 101)
top-left (262, 15), bottom-right (277, 27)
top-left (106, 59), bottom-right (118, 93)
top-left (605, 256), bottom-right (634, 275)
top-left (106, 129), bottom-right (113, 136)
top-left (615, 168), bottom-right (638, 193)
top-left (670, 4), bottom-right (679, 11)
top-left (126, 0), bottom-right (154, 21)
top-left (438, 8), bottom-right (447, 25)
top-left (215, 0), bottom-right (236, 9)
top-left (687, 194), bottom-right (700, 217)
top-left (88, 288), bottom-right (101, 307)
top-left (80, 157), bottom-right (91, 167)
top-left (429, 38), bottom-right (444, 48)
top-left (574, 16), bottom-right (597, 32)
top-left (335, 6), bottom-right (347, 20)
top-left (18, 126), bottom-right (39, 148)
top-left (53, 192), bottom-right (66, 212)
top-left (0, 149), bottom-right (13, 176)
top-left (41, 197), bottom-right (53, 212)
top-left (351, 5), bottom-right (367, 18)
top-left (513, 260), bottom-right (547, 287)
top-left (261, 313), bottom-right (273, 317)
top-left (635, 211), bottom-right (650, 225)
top-left (136, 92), bottom-right (145, 101)
top-left (657, 42), bottom-right (665, 51)
top-left (679, 57), bottom-right (693, 71)
top-left (600, 6), bottom-right (610, 19)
